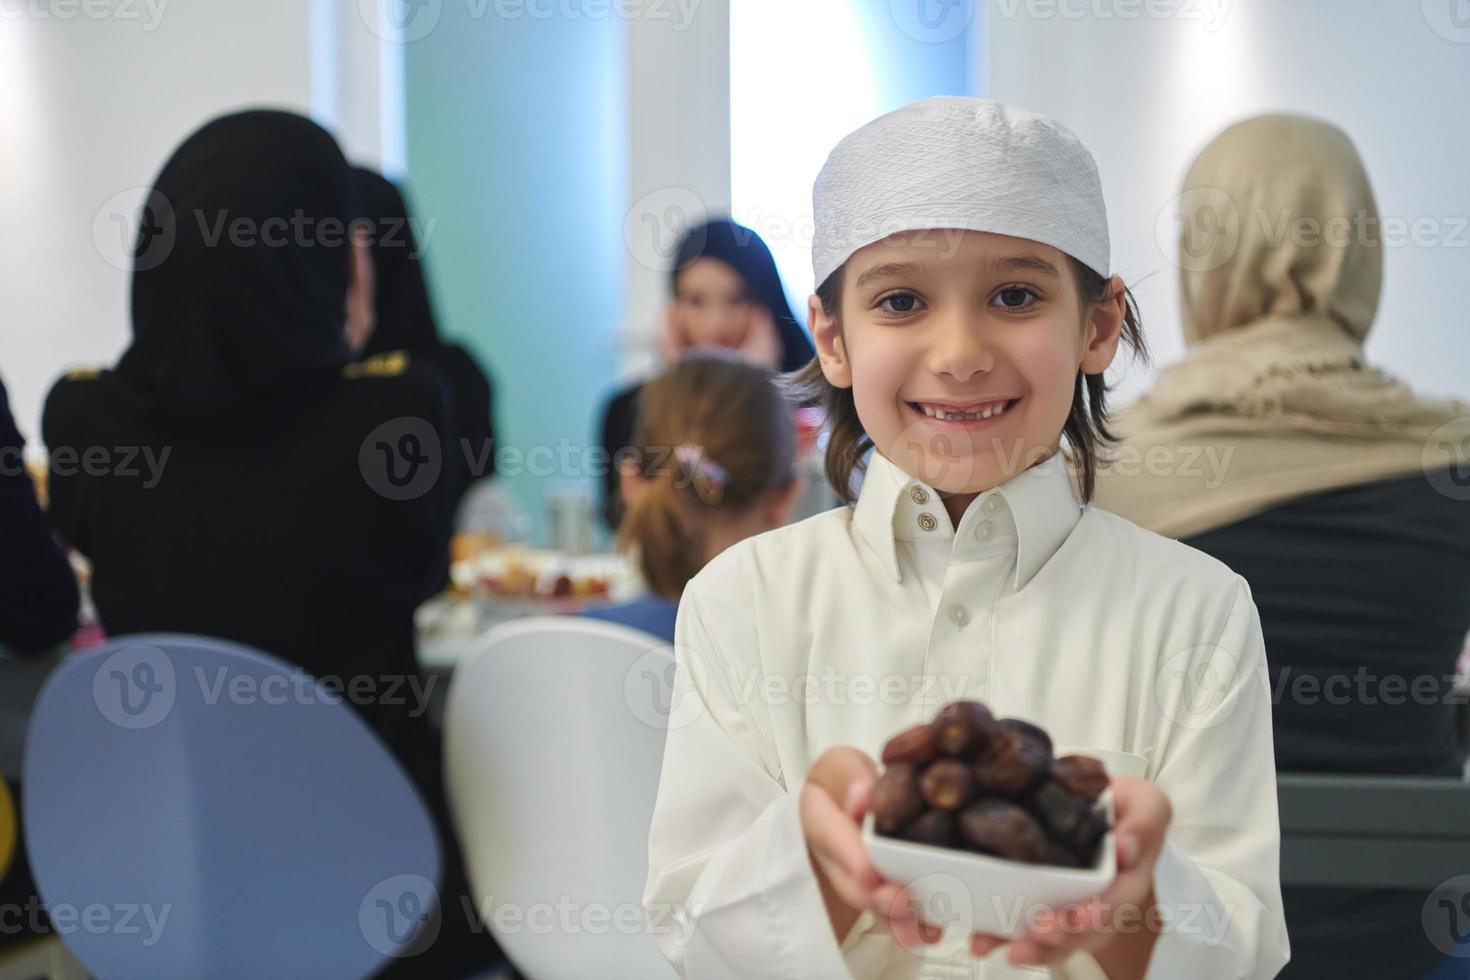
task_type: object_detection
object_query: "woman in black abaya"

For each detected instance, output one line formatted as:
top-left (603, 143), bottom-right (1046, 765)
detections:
top-left (353, 168), bottom-right (498, 515)
top-left (43, 110), bottom-right (498, 977)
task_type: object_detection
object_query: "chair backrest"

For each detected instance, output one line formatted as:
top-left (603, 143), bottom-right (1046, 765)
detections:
top-left (443, 616), bottom-right (678, 980)
top-left (23, 634), bottom-right (441, 980)
top-left (1278, 772), bottom-right (1470, 889)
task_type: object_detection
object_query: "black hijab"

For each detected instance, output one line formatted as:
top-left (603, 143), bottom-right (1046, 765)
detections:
top-left (354, 168), bottom-right (440, 355)
top-left (353, 166), bottom-right (498, 488)
top-left (670, 218), bottom-right (814, 373)
top-left (115, 110), bottom-right (357, 428)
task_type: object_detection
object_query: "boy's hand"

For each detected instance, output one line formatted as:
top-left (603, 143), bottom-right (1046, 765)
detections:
top-left (969, 775), bottom-right (1173, 974)
top-left (799, 746), bottom-right (944, 950)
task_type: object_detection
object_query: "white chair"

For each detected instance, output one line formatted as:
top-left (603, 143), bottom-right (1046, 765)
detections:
top-left (443, 617), bottom-right (679, 980)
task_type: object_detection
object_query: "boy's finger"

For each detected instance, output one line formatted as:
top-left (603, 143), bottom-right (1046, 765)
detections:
top-left (807, 746), bottom-right (879, 803)
top-left (1111, 777), bottom-right (1170, 849)
top-left (844, 778), bottom-right (872, 821)
top-left (804, 789), bottom-right (880, 889)
top-left (820, 862), bottom-right (881, 915)
top-left (877, 886), bottom-right (931, 952)
top-left (971, 933), bottom-right (1005, 958)
top-left (1008, 937), bottom-right (1070, 968)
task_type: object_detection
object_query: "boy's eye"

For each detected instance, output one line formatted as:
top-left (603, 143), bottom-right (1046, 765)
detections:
top-left (992, 285), bottom-right (1039, 310)
top-left (876, 291), bottom-right (924, 315)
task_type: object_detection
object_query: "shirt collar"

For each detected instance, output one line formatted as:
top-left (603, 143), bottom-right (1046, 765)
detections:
top-left (852, 448), bottom-right (1083, 591)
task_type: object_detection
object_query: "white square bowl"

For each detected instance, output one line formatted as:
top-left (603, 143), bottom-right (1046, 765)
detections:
top-left (861, 791), bottom-right (1116, 941)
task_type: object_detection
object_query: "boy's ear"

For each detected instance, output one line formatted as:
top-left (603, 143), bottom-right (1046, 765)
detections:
top-left (1079, 274), bottom-right (1127, 375)
top-left (809, 293), bottom-right (852, 389)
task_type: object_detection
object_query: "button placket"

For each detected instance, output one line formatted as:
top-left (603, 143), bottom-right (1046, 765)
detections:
top-left (927, 560), bottom-right (996, 704)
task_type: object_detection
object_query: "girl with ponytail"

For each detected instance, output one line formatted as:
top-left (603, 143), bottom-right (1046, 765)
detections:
top-left (582, 351), bottom-right (803, 643)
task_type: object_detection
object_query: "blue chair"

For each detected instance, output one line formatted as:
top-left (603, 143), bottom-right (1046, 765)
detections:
top-left (23, 634), bottom-right (441, 980)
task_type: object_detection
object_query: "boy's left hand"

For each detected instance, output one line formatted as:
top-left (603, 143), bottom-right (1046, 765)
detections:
top-left (969, 775), bottom-right (1173, 970)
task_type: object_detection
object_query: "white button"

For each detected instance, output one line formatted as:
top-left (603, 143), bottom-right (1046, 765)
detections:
top-left (983, 495), bottom-right (1004, 514)
top-left (975, 520), bottom-right (995, 540)
top-left (909, 485), bottom-right (929, 504)
top-left (917, 512), bottom-right (938, 532)
top-left (947, 605), bottom-right (969, 627)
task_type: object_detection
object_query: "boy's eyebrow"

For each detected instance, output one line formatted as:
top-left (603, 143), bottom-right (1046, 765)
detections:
top-left (853, 261), bottom-right (932, 291)
top-left (989, 254), bottom-right (1063, 279)
top-left (853, 254), bottom-right (1063, 291)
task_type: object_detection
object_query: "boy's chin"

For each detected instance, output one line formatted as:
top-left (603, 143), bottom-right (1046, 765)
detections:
top-left (900, 446), bottom-right (1054, 496)
top-left (896, 456), bottom-right (1004, 496)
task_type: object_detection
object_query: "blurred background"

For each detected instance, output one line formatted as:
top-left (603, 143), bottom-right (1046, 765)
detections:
top-left (5, 0), bottom-right (1464, 541)
top-left (4, 3), bottom-right (1470, 978)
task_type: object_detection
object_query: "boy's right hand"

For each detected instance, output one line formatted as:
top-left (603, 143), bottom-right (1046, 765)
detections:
top-left (799, 746), bottom-right (945, 951)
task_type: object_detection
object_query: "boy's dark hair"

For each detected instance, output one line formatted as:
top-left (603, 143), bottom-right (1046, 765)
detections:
top-left (786, 256), bottom-right (1148, 504)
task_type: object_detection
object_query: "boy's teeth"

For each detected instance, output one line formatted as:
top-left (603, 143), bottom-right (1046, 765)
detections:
top-left (920, 400), bottom-right (1009, 421)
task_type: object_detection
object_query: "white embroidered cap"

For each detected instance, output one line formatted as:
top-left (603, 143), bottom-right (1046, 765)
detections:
top-left (811, 97), bottom-right (1111, 288)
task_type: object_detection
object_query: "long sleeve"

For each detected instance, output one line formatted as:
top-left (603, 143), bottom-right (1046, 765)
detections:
top-left (1145, 576), bottom-right (1290, 978)
top-left (643, 581), bottom-right (855, 979)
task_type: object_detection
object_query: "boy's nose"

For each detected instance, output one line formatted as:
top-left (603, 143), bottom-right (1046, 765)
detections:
top-left (927, 311), bottom-right (995, 381)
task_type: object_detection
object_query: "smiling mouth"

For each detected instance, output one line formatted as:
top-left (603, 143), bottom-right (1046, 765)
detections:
top-left (907, 398), bottom-right (1021, 423)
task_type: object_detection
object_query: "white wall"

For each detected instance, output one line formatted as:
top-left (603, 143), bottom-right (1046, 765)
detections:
top-left (0, 0), bottom-right (396, 444)
top-left (621, 0), bottom-right (731, 381)
top-left (984, 0), bottom-right (1470, 406)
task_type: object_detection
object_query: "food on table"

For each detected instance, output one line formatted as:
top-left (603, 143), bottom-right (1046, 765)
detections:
top-left (874, 700), bottom-right (1112, 868)
top-left (451, 547), bottom-right (613, 601)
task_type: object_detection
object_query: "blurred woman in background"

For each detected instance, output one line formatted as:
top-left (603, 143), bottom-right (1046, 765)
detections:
top-left (1094, 113), bottom-right (1470, 979)
top-left (354, 167), bottom-right (498, 519)
top-left (42, 110), bottom-right (497, 976)
top-left (0, 371), bottom-right (77, 654)
top-left (597, 217), bottom-right (814, 531)
top-left (584, 352), bottom-right (802, 643)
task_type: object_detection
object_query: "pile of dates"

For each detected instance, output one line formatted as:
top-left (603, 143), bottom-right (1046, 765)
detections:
top-left (872, 700), bottom-right (1110, 868)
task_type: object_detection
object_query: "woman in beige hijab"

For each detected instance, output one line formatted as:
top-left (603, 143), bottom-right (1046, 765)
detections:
top-left (1096, 113), bottom-right (1470, 979)
top-left (1095, 114), bottom-right (1470, 535)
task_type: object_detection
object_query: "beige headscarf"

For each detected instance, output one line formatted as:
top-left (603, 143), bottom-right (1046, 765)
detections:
top-left (1093, 113), bottom-right (1470, 538)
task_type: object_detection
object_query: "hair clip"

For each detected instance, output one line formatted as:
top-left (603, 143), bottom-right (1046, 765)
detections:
top-left (674, 443), bottom-right (728, 505)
